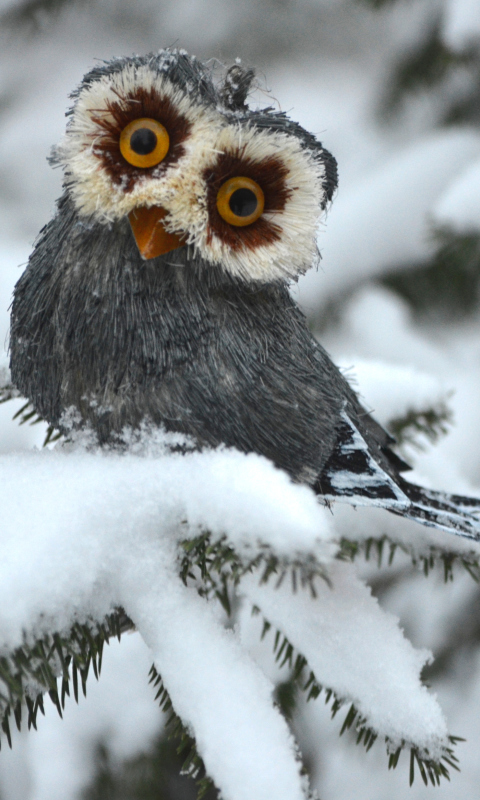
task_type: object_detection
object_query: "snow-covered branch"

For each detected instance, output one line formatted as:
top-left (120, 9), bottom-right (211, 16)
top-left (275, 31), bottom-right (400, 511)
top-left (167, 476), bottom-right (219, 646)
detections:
top-left (0, 431), bottom-right (471, 797)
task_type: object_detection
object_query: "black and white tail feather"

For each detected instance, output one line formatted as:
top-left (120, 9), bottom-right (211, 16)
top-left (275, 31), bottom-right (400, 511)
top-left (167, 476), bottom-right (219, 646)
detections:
top-left (317, 412), bottom-right (480, 541)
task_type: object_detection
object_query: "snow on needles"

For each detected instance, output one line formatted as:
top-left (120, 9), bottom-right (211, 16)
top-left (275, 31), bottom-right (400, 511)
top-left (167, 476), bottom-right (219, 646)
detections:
top-left (241, 561), bottom-right (448, 758)
top-left (0, 440), bottom-right (331, 800)
top-left (0, 439), bottom-right (333, 646)
top-left (0, 436), bottom-right (451, 796)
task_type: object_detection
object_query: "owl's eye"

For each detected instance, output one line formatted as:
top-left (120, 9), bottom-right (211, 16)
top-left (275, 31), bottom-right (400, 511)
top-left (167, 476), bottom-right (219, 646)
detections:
top-left (216, 177), bottom-right (265, 227)
top-left (119, 118), bottom-right (170, 168)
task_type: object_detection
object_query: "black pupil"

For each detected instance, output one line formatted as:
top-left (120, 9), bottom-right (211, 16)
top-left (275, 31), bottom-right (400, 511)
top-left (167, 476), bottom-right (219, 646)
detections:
top-left (229, 188), bottom-right (258, 218)
top-left (130, 128), bottom-right (158, 156)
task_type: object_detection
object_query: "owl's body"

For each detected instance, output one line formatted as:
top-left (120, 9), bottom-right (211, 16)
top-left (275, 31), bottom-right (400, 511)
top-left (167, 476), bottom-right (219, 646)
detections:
top-left (9, 49), bottom-right (480, 538)
top-left (12, 192), bottom-right (344, 482)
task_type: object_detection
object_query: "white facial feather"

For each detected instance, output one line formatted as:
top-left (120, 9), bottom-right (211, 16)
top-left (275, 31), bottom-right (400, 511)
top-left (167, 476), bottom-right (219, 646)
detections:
top-left (57, 65), bottom-right (223, 221)
top-left (197, 124), bottom-right (326, 282)
top-left (58, 64), bottom-right (328, 283)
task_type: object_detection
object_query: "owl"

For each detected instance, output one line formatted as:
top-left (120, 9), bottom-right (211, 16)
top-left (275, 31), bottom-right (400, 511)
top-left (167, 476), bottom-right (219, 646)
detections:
top-left (9, 49), bottom-right (480, 538)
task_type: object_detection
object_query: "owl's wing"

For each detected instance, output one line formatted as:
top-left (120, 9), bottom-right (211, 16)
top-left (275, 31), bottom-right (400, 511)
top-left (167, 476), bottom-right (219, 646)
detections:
top-left (316, 410), bottom-right (480, 541)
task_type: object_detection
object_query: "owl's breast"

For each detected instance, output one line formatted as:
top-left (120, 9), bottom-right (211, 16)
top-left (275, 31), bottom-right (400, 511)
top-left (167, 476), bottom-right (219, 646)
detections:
top-left (10, 198), bottom-right (344, 480)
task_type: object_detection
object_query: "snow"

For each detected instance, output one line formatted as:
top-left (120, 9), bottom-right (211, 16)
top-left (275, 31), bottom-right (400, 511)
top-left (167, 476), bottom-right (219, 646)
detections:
top-left (442, 0), bottom-right (480, 50)
top-left (0, 442), bottom-right (333, 647)
top-left (338, 357), bottom-right (449, 430)
top-left (0, 441), bottom-right (336, 800)
top-left (0, 634), bottom-right (162, 800)
top-left (241, 560), bottom-right (448, 757)
top-left (0, 433), bottom-right (457, 797)
top-left (433, 155), bottom-right (480, 233)
top-left (121, 540), bottom-right (307, 800)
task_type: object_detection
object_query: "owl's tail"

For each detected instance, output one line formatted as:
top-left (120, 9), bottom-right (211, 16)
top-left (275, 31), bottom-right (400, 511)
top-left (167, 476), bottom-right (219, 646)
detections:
top-left (321, 473), bottom-right (480, 540)
top-left (392, 479), bottom-right (480, 541)
top-left (316, 412), bottom-right (480, 541)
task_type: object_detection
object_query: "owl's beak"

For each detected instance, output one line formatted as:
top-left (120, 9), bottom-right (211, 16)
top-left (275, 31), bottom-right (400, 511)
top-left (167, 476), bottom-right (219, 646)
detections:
top-left (128, 206), bottom-right (186, 259)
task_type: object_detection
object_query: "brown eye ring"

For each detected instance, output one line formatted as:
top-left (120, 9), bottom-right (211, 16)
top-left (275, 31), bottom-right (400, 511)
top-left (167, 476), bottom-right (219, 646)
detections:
top-left (119, 118), bottom-right (170, 168)
top-left (216, 177), bottom-right (265, 227)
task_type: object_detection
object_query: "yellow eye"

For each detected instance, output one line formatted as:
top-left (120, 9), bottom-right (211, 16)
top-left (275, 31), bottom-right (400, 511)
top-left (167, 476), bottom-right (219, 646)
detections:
top-left (216, 177), bottom-right (265, 226)
top-left (119, 118), bottom-right (170, 168)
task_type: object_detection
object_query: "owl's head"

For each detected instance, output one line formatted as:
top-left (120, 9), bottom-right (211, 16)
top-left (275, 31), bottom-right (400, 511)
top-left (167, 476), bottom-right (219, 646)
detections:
top-left (54, 50), bottom-right (337, 283)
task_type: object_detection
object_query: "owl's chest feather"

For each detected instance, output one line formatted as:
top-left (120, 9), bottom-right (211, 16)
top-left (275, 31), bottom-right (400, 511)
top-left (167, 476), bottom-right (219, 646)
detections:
top-left (10, 208), bottom-right (343, 479)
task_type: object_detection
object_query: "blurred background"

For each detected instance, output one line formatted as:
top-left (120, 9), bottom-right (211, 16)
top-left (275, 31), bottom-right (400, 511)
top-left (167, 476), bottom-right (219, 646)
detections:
top-left (1, 0), bottom-right (480, 797)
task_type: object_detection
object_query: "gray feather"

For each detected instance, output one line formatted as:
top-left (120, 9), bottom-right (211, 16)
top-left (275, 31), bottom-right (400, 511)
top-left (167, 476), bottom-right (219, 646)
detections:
top-left (10, 193), bottom-right (348, 482)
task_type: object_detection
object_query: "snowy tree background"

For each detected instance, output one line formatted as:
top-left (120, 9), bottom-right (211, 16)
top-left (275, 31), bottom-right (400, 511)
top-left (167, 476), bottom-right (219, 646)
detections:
top-left (1, 0), bottom-right (480, 798)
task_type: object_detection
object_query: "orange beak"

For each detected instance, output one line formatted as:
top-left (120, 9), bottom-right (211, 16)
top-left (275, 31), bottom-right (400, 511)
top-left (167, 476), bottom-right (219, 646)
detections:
top-left (128, 206), bottom-right (186, 260)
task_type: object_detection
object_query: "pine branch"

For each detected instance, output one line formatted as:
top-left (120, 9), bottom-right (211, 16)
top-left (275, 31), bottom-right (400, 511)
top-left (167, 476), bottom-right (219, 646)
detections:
top-left (0, 390), bottom-right (61, 446)
top-left (383, 228), bottom-right (480, 319)
top-left (259, 613), bottom-right (461, 787)
top-left (148, 665), bottom-right (214, 800)
top-left (179, 532), bottom-right (330, 612)
top-left (388, 401), bottom-right (453, 451)
top-left (0, 381), bottom-right (469, 792)
top-left (338, 534), bottom-right (480, 582)
top-left (0, 609), bottom-right (133, 746)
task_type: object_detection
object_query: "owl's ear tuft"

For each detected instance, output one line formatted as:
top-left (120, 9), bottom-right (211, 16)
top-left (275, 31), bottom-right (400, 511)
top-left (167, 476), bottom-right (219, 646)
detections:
top-left (321, 147), bottom-right (338, 204)
top-left (221, 64), bottom-right (256, 111)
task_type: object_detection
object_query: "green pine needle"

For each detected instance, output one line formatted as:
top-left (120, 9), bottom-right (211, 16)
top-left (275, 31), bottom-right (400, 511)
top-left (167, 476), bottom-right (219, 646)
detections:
top-left (338, 534), bottom-right (480, 582)
top-left (388, 402), bottom-right (453, 451)
top-left (262, 615), bottom-right (462, 786)
top-left (148, 665), bottom-right (215, 799)
top-left (0, 610), bottom-right (132, 746)
top-left (179, 532), bottom-right (329, 610)
top-left (0, 390), bottom-right (61, 447)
